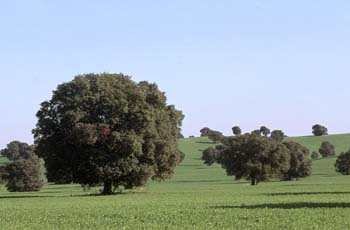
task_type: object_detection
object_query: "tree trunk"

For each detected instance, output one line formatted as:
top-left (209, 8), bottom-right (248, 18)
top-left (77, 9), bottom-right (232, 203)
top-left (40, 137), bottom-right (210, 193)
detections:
top-left (102, 180), bottom-right (113, 195)
top-left (251, 178), bottom-right (256, 186)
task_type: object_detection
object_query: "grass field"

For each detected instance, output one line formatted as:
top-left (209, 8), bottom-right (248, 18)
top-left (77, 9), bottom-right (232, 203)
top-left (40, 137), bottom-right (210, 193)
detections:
top-left (1, 134), bottom-right (350, 229)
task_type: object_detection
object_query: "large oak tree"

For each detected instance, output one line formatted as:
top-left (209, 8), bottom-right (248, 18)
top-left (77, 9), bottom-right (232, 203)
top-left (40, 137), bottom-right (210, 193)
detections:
top-left (33, 74), bottom-right (184, 194)
top-left (216, 134), bottom-right (291, 185)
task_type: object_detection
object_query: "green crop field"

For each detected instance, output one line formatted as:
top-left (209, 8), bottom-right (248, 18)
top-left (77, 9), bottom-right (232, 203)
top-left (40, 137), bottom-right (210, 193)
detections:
top-left (1, 134), bottom-right (350, 229)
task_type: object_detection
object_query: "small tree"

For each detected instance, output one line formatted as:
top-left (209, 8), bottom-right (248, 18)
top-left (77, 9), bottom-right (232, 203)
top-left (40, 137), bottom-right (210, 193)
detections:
top-left (251, 129), bottom-right (262, 136)
top-left (335, 150), bottom-right (350, 175)
top-left (1, 141), bottom-right (35, 161)
top-left (232, 126), bottom-right (242, 136)
top-left (312, 124), bottom-right (328, 136)
top-left (202, 147), bottom-right (218, 166)
top-left (282, 141), bottom-right (312, 180)
top-left (207, 130), bottom-right (224, 143)
top-left (0, 141), bottom-right (43, 192)
top-left (319, 141), bottom-right (336, 158)
top-left (271, 130), bottom-right (285, 142)
top-left (216, 134), bottom-right (290, 185)
top-left (311, 151), bottom-right (320, 160)
top-left (260, 126), bottom-right (271, 137)
top-left (2, 157), bottom-right (43, 192)
top-left (200, 127), bottom-right (211, 137)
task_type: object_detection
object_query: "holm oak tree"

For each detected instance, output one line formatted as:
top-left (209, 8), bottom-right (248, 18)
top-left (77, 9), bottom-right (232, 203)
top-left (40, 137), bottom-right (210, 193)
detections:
top-left (33, 74), bottom-right (184, 195)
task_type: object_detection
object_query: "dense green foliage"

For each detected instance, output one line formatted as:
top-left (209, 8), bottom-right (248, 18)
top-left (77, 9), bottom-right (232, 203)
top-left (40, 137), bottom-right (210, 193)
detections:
top-left (260, 126), bottom-right (270, 137)
top-left (335, 150), bottom-right (350, 175)
top-left (232, 126), bottom-right (242, 136)
top-left (282, 141), bottom-right (312, 180)
top-left (251, 129), bottom-right (262, 136)
top-left (319, 141), bottom-right (336, 158)
top-left (271, 130), bottom-right (285, 142)
top-left (312, 124), bottom-right (328, 136)
top-left (215, 134), bottom-right (291, 185)
top-left (0, 141), bottom-right (43, 192)
top-left (201, 147), bottom-right (218, 166)
top-left (1, 135), bottom-right (350, 229)
top-left (33, 74), bottom-right (184, 194)
top-left (200, 127), bottom-right (211, 137)
top-left (207, 130), bottom-right (223, 143)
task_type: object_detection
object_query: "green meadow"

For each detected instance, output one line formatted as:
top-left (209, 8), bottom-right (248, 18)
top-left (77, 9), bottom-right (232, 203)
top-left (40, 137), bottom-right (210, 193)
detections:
top-left (1, 134), bottom-right (350, 229)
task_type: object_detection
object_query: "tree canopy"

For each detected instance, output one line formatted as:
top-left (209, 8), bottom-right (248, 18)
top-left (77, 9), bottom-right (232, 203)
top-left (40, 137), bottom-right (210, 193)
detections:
top-left (0, 141), bottom-right (43, 192)
top-left (312, 124), bottom-right (328, 136)
top-left (271, 130), bottom-right (285, 142)
top-left (260, 126), bottom-right (271, 137)
top-left (33, 73), bottom-right (184, 195)
top-left (200, 127), bottom-right (211, 137)
top-left (335, 150), bottom-right (350, 175)
top-left (232, 126), bottom-right (242, 136)
top-left (214, 134), bottom-right (291, 185)
top-left (202, 134), bottom-right (312, 185)
top-left (319, 141), bottom-right (335, 158)
top-left (282, 141), bottom-right (312, 180)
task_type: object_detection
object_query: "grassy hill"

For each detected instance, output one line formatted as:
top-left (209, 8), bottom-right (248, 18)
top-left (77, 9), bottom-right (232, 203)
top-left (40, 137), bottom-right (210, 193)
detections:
top-left (1, 134), bottom-right (350, 229)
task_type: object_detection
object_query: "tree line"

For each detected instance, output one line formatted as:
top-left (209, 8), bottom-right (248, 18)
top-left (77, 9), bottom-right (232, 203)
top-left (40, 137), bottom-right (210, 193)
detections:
top-left (201, 124), bottom-right (350, 185)
top-left (0, 73), bottom-right (349, 194)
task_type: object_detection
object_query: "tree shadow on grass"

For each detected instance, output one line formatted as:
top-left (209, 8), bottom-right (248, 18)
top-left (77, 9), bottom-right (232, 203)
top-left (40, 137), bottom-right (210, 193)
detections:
top-left (179, 164), bottom-right (203, 167)
top-left (197, 141), bottom-right (214, 144)
top-left (44, 185), bottom-right (80, 190)
top-left (213, 202), bottom-right (350, 210)
top-left (0, 195), bottom-right (59, 199)
top-left (267, 191), bottom-right (350, 196)
top-left (176, 179), bottom-right (232, 183)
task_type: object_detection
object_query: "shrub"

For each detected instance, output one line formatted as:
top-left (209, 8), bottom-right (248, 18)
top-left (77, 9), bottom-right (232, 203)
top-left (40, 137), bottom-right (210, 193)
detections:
top-left (319, 141), bottom-right (336, 158)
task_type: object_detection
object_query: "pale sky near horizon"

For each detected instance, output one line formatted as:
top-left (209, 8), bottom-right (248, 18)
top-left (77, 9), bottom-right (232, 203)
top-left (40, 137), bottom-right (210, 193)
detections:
top-left (1, 0), bottom-right (350, 148)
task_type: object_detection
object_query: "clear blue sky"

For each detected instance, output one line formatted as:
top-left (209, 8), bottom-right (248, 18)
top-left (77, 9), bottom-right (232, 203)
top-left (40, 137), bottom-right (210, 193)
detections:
top-left (1, 0), bottom-right (350, 148)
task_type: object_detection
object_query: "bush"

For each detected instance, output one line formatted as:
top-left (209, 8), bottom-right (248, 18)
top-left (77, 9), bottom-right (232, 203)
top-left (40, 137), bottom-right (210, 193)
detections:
top-left (271, 130), bottom-right (285, 142)
top-left (319, 141), bottom-right (336, 158)
top-left (335, 150), bottom-right (350, 175)
top-left (202, 147), bottom-right (218, 166)
top-left (0, 141), bottom-right (43, 192)
top-left (1, 157), bottom-right (43, 192)
top-left (312, 124), bottom-right (328, 136)
top-left (232, 126), bottom-right (242, 136)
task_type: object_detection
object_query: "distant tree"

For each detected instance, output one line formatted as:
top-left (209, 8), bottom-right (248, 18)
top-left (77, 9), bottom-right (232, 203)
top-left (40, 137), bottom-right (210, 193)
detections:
top-left (1, 157), bottom-right (43, 192)
top-left (312, 124), bottom-right (328, 136)
top-left (202, 147), bottom-right (217, 166)
top-left (251, 129), bottom-right (262, 136)
top-left (216, 134), bottom-right (290, 185)
top-left (1, 141), bottom-right (35, 161)
top-left (33, 74), bottom-right (184, 195)
top-left (311, 151), bottom-right (320, 160)
top-left (335, 150), bottom-right (350, 175)
top-left (271, 130), bottom-right (285, 142)
top-left (260, 126), bottom-right (271, 137)
top-left (200, 127), bottom-right (211, 137)
top-left (282, 141), bottom-right (312, 180)
top-left (319, 141), bottom-right (336, 158)
top-left (207, 130), bottom-right (224, 143)
top-left (0, 141), bottom-right (43, 192)
top-left (178, 133), bottom-right (184, 139)
top-left (232, 126), bottom-right (242, 136)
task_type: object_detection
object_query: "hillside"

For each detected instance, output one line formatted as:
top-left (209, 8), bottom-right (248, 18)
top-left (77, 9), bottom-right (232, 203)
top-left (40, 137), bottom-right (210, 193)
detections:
top-left (1, 134), bottom-right (350, 229)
